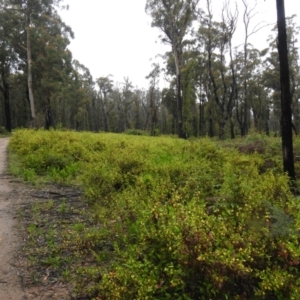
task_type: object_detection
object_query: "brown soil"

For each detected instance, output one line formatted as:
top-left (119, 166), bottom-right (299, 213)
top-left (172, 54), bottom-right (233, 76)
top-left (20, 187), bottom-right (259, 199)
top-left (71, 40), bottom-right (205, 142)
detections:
top-left (0, 137), bottom-right (26, 300)
top-left (0, 138), bottom-right (72, 300)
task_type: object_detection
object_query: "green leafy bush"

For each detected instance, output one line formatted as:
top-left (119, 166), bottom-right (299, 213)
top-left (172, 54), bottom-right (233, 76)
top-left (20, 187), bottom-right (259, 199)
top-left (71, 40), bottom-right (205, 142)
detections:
top-left (8, 129), bottom-right (300, 299)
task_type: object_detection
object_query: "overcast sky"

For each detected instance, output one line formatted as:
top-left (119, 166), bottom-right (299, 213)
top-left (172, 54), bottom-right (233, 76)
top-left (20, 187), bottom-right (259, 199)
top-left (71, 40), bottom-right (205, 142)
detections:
top-left (60, 0), bottom-right (299, 89)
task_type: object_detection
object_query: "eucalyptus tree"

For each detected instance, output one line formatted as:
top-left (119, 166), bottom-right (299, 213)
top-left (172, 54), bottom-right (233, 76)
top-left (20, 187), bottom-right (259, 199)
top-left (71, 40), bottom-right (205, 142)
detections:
top-left (31, 11), bottom-right (73, 129)
top-left (133, 89), bottom-right (145, 131)
top-left (113, 78), bottom-right (135, 132)
top-left (197, 0), bottom-right (238, 139)
top-left (161, 85), bottom-right (178, 133)
top-left (233, 46), bottom-right (265, 135)
top-left (0, 8), bottom-right (17, 131)
top-left (263, 15), bottom-right (300, 134)
top-left (195, 53), bottom-right (207, 136)
top-left (0, 0), bottom-right (73, 126)
top-left (66, 60), bottom-right (95, 131)
top-left (0, 55), bottom-right (12, 132)
top-left (0, 1), bottom-right (28, 131)
top-left (238, 0), bottom-right (270, 136)
top-left (146, 0), bottom-right (199, 138)
top-left (262, 43), bottom-right (281, 131)
top-left (180, 48), bottom-right (199, 136)
top-left (8, 73), bottom-right (30, 127)
top-left (145, 63), bottom-right (160, 135)
top-left (97, 75), bottom-right (114, 132)
top-left (248, 62), bottom-right (270, 134)
top-left (224, 1), bottom-right (238, 138)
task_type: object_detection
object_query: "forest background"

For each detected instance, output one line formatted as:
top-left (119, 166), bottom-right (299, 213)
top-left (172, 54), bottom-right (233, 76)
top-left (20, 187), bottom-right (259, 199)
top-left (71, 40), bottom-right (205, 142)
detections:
top-left (0, 0), bottom-right (300, 140)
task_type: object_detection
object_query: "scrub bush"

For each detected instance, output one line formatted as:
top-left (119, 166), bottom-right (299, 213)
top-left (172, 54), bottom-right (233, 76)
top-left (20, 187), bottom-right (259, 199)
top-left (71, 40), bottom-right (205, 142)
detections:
top-left (8, 129), bottom-right (300, 299)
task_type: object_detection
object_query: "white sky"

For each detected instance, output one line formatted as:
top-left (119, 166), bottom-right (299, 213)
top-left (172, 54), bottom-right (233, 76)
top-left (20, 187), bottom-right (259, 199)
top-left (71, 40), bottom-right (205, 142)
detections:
top-left (60, 0), bottom-right (299, 89)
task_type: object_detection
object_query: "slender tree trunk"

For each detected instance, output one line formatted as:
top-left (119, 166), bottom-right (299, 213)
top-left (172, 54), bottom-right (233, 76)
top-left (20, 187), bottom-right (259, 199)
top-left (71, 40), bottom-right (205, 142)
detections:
top-left (26, 9), bottom-right (35, 123)
top-left (242, 56), bottom-right (248, 136)
top-left (100, 96), bottom-right (109, 132)
top-left (242, 1), bottom-right (250, 136)
top-left (209, 109), bottom-right (214, 138)
top-left (207, 24), bottom-right (226, 139)
top-left (230, 119), bottom-right (235, 139)
top-left (173, 48), bottom-right (185, 139)
top-left (176, 73), bottom-right (185, 138)
top-left (219, 114), bottom-right (226, 140)
top-left (3, 86), bottom-right (11, 132)
top-left (150, 89), bottom-right (158, 136)
top-left (45, 91), bottom-right (53, 130)
top-left (199, 100), bottom-right (205, 136)
top-left (227, 9), bottom-right (237, 140)
top-left (1, 70), bottom-right (11, 132)
top-left (276, 0), bottom-right (295, 180)
top-left (144, 111), bottom-right (150, 131)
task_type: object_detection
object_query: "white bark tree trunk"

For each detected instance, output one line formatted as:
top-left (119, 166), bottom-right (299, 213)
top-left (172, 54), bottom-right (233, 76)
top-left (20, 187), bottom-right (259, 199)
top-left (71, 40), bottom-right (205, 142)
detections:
top-left (26, 8), bottom-right (35, 121)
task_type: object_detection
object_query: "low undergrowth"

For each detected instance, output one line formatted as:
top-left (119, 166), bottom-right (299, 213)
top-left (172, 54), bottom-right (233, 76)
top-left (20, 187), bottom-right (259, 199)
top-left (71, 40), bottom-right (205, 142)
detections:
top-left (0, 126), bottom-right (12, 137)
top-left (8, 129), bottom-right (300, 299)
top-left (19, 186), bottom-right (89, 286)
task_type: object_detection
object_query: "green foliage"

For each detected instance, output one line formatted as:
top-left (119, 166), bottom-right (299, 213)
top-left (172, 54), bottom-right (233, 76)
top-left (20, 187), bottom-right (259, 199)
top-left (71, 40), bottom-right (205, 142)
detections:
top-left (8, 129), bottom-right (87, 183)
top-left (9, 129), bottom-right (300, 299)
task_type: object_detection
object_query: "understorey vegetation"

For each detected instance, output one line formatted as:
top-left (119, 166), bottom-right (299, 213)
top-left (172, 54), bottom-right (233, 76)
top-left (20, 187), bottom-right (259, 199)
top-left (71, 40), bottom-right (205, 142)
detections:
top-left (8, 129), bottom-right (300, 299)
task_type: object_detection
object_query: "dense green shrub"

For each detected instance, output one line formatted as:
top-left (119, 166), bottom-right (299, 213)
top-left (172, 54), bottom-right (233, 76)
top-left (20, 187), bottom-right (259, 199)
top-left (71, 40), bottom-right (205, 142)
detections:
top-left (8, 129), bottom-right (300, 299)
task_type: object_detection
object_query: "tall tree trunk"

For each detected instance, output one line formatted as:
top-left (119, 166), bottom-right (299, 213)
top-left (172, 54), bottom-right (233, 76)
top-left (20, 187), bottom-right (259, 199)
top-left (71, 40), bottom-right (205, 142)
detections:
top-left (1, 70), bottom-right (11, 132)
top-left (265, 106), bottom-right (270, 136)
top-left (45, 91), bottom-right (53, 130)
top-left (242, 57), bottom-right (248, 136)
top-left (230, 119), bottom-right (235, 139)
top-left (219, 113), bottom-right (226, 140)
top-left (149, 87), bottom-right (156, 136)
top-left (241, 42), bottom-right (249, 137)
top-left (176, 73), bottom-right (185, 138)
top-left (276, 0), bottom-right (295, 180)
top-left (199, 99), bottom-right (205, 136)
top-left (100, 96), bottom-right (108, 132)
top-left (173, 48), bottom-right (185, 139)
top-left (3, 83), bottom-right (11, 133)
top-left (26, 8), bottom-right (35, 123)
top-left (209, 109), bottom-right (214, 138)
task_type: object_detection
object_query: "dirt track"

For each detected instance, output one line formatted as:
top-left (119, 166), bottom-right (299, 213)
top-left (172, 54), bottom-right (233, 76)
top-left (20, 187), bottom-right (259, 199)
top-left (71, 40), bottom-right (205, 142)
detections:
top-left (0, 137), bottom-right (73, 300)
top-left (0, 138), bottom-right (25, 300)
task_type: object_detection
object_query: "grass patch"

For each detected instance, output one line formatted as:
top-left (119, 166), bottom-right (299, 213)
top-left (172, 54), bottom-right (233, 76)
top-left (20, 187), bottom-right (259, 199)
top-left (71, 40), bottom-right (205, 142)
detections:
top-left (19, 186), bottom-right (89, 287)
